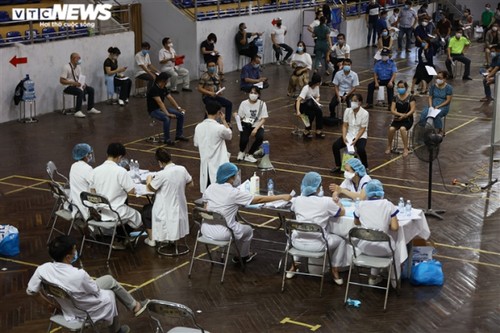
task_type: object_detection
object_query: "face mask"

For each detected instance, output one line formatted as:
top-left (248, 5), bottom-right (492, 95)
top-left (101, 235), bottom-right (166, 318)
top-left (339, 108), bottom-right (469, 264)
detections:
top-left (168, 42), bottom-right (173, 48)
top-left (243, 28), bottom-right (247, 31)
top-left (70, 251), bottom-right (79, 264)
top-left (422, 22), bottom-right (428, 26)
top-left (344, 171), bottom-right (355, 180)
top-left (436, 79), bottom-right (444, 85)
top-left (297, 46), bottom-right (304, 53)
top-left (76, 59), bottom-right (82, 65)
top-left (491, 52), bottom-right (497, 58)
top-left (141, 50), bottom-right (149, 56)
top-left (208, 66), bottom-right (216, 74)
top-left (249, 93), bottom-right (259, 102)
top-left (422, 42), bottom-right (427, 47)
top-left (486, 7), bottom-right (491, 11)
top-left (338, 40), bottom-right (344, 45)
top-left (393, 14), bottom-right (399, 19)
top-left (343, 65), bottom-right (351, 72)
top-left (232, 172), bottom-right (241, 187)
top-left (350, 101), bottom-right (359, 109)
top-left (252, 64), bottom-right (260, 69)
top-left (381, 56), bottom-right (389, 61)
top-left (493, 27), bottom-right (498, 32)
top-left (455, 33), bottom-right (462, 39)
top-left (397, 88), bottom-right (406, 95)
top-left (404, 5), bottom-right (409, 9)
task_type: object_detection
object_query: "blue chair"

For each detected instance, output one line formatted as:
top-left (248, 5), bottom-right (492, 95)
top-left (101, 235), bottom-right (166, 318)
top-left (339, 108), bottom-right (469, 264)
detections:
top-left (6, 31), bottom-right (22, 43)
top-left (24, 29), bottom-right (41, 43)
top-left (0, 1), bottom-right (13, 5)
top-left (73, 24), bottom-right (89, 37)
top-left (181, 0), bottom-right (193, 8)
top-left (42, 27), bottom-right (57, 41)
top-left (13, 0), bottom-right (28, 3)
top-left (58, 26), bottom-right (73, 39)
top-left (0, 10), bottom-right (10, 22)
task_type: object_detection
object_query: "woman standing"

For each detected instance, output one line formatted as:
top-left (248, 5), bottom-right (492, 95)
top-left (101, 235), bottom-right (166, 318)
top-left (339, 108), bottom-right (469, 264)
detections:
top-left (312, 16), bottom-right (331, 74)
top-left (288, 41), bottom-right (312, 97)
top-left (411, 38), bottom-right (434, 95)
top-left (419, 71), bottom-right (453, 133)
top-left (235, 87), bottom-right (268, 163)
top-left (386, 81), bottom-right (416, 157)
top-left (295, 73), bottom-right (325, 139)
top-left (103, 47), bottom-right (131, 106)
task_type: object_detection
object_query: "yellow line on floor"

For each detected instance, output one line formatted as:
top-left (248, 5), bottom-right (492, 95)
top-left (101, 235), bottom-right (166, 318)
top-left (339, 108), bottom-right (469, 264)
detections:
top-left (0, 175), bottom-right (15, 181)
top-left (434, 254), bottom-right (500, 269)
top-left (434, 243), bottom-right (500, 256)
top-left (5, 180), bottom-right (49, 195)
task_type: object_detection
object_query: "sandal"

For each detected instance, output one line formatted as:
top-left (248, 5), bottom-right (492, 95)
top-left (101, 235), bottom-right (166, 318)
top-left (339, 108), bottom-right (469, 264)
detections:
top-left (316, 131), bottom-right (326, 138)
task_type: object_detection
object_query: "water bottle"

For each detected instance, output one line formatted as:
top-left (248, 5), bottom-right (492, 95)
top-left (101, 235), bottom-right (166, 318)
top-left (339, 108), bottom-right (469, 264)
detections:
top-left (22, 74), bottom-right (36, 101)
top-left (398, 197), bottom-right (405, 214)
top-left (405, 200), bottom-right (412, 217)
top-left (355, 197), bottom-right (360, 210)
top-left (254, 36), bottom-right (264, 58)
top-left (318, 185), bottom-right (324, 197)
top-left (267, 178), bottom-right (274, 196)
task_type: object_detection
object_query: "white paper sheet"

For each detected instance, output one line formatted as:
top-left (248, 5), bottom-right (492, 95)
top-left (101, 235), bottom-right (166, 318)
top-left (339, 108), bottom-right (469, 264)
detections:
top-left (254, 82), bottom-right (264, 89)
top-left (216, 87), bottom-right (226, 95)
top-left (373, 50), bottom-right (382, 60)
top-left (235, 114), bottom-right (243, 131)
top-left (427, 107), bottom-right (442, 118)
top-left (425, 65), bottom-right (437, 76)
top-left (78, 74), bottom-right (86, 90)
top-left (377, 85), bottom-right (385, 101)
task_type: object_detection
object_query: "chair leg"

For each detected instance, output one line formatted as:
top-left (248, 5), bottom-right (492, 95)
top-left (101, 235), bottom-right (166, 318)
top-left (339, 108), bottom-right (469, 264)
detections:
top-left (281, 250), bottom-right (290, 292)
top-left (344, 263), bottom-right (354, 304)
top-left (383, 264), bottom-right (392, 311)
top-left (319, 252), bottom-right (328, 296)
top-left (220, 240), bottom-right (232, 284)
top-left (188, 236), bottom-right (200, 278)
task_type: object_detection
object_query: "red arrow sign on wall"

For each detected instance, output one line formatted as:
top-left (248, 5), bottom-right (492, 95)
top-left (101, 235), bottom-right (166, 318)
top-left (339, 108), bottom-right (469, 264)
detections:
top-left (10, 55), bottom-right (28, 67)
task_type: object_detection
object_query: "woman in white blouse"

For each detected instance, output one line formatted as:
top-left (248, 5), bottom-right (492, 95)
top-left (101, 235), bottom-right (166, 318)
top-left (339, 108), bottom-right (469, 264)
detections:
top-left (288, 41), bottom-right (312, 97)
top-left (295, 73), bottom-right (325, 139)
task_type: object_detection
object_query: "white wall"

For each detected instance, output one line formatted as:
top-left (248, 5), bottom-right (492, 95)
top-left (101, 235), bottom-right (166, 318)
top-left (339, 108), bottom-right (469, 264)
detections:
top-left (0, 31), bottom-right (135, 123)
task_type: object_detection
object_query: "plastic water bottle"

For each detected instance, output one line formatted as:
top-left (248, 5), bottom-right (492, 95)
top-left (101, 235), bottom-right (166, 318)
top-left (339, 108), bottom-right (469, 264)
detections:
top-left (22, 74), bottom-right (36, 101)
top-left (355, 197), bottom-right (360, 209)
top-left (405, 200), bottom-right (412, 217)
top-left (267, 179), bottom-right (274, 196)
top-left (398, 197), bottom-right (405, 214)
top-left (254, 36), bottom-right (264, 57)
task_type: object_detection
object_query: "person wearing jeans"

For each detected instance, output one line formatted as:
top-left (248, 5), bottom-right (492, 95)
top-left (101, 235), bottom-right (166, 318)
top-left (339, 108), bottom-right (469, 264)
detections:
top-left (397, 1), bottom-right (417, 51)
top-left (147, 72), bottom-right (188, 146)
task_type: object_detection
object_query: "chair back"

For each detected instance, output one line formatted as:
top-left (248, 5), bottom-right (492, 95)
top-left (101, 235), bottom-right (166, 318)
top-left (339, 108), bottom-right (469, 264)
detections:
top-left (80, 191), bottom-right (120, 223)
top-left (192, 207), bottom-right (228, 229)
top-left (147, 299), bottom-right (205, 332)
top-left (348, 227), bottom-right (395, 258)
top-left (41, 280), bottom-right (89, 316)
top-left (46, 161), bottom-right (69, 186)
top-left (48, 181), bottom-right (84, 221)
top-left (284, 219), bottom-right (327, 244)
top-left (47, 181), bottom-right (68, 200)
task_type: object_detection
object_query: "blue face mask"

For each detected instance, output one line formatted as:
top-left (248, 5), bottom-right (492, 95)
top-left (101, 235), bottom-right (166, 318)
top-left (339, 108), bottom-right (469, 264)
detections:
top-left (297, 46), bottom-right (304, 53)
top-left (343, 65), bottom-right (351, 72)
top-left (421, 42), bottom-right (427, 47)
top-left (77, 59), bottom-right (82, 65)
top-left (491, 52), bottom-right (497, 58)
top-left (397, 88), bottom-right (406, 95)
top-left (70, 251), bottom-right (79, 264)
top-left (208, 66), bottom-right (216, 74)
top-left (382, 31), bottom-right (388, 37)
top-left (141, 50), bottom-right (149, 56)
top-left (252, 64), bottom-right (260, 69)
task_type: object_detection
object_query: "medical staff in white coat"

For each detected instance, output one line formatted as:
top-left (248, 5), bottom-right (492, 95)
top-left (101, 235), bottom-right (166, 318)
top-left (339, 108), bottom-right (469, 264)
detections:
top-left (145, 148), bottom-right (193, 247)
top-left (287, 172), bottom-right (346, 285)
top-left (69, 143), bottom-right (94, 219)
top-left (353, 179), bottom-right (399, 285)
top-left (329, 158), bottom-right (372, 200)
top-left (202, 163), bottom-right (292, 263)
top-left (194, 101), bottom-right (232, 193)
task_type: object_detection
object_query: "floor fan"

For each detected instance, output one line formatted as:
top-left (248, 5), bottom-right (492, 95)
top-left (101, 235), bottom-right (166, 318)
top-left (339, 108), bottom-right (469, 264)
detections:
top-left (412, 118), bottom-right (446, 219)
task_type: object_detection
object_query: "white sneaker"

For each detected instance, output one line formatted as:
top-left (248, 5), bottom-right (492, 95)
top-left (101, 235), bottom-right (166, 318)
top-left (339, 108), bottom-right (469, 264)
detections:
top-left (286, 268), bottom-right (298, 279)
top-left (368, 276), bottom-right (383, 286)
top-left (88, 108), bottom-right (101, 114)
top-left (74, 111), bottom-right (86, 118)
top-left (118, 99), bottom-right (125, 106)
top-left (237, 151), bottom-right (245, 161)
top-left (144, 238), bottom-right (156, 247)
top-left (244, 154), bottom-right (257, 163)
top-left (125, 98), bottom-right (129, 104)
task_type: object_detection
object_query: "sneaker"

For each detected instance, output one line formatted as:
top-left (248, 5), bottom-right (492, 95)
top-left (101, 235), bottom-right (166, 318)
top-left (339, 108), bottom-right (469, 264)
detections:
top-left (134, 299), bottom-right (150, 317)
top-left (144, 238), bottom-right (156, 247)
top-left (275, 61), bottom-right (281, 66)
top-left (237, 151), bottom-right (246, 161)
top-left (182, 88), bottom-right (193, 92)
top-left (286, 268), bottom-right (298, 279)
top-left (244, 154), bottom-right (258, 163)
top-left (118, 99), bottom-right (125, 106)
top-left (244, 252), bottom-right (257, 263)
top-left (74, 111), bottom-right (86, 118)
top-left (175, 136), bottom-right (189, 142)
top-left (125, 98), bottom-right (129, 104)
top-left (480, 96), bottom-right (493, 102)
top-left (462, 76), bottom-right (473, 81)
top-left (164, 140), bottom-right (175, 146)
top-left (88, 108), bottom-right (101, 114)
top-left (368, 276), bottom-right (383, 285)
top-left (334, 278), bottom-right (344, 286)
top-left (253, 148), bottom-right (264, 158)
top-left (117, 325), bottom-right (130, 333)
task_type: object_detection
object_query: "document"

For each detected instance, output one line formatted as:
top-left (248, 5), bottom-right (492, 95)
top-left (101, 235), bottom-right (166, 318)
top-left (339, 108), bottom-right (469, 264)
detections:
top-left (235, 114), bottom-right (243, 132)
top-left (427, 107), bottom-right (441, 118)
top-left (78, 75), bottom-right (86, 90)
top-left (300, 114), bottom-right (310, 127)
top-left (373, 50), bottom-right (382, 60)
top-left (216, 87), bottom-right (226, 95)
top-left (425, 66), bottom-right (437, 76)
top-left (254, 82), bottom-right (264, 89)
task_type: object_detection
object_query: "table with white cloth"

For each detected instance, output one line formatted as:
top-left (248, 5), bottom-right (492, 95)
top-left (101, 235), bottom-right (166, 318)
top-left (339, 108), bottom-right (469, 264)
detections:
top-left (328, 199), bottom-right (431, 282)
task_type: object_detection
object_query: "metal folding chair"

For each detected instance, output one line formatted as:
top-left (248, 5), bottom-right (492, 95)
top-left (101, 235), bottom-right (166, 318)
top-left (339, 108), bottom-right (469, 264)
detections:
top-left (147, 299), bottom-right (207, 333)
top-left (46, 161), bottom-right (70, 227)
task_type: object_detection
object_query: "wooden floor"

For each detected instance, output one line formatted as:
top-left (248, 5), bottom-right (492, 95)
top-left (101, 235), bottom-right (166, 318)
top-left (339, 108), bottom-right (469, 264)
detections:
top-left (1, 41), bottom-right (500, 333)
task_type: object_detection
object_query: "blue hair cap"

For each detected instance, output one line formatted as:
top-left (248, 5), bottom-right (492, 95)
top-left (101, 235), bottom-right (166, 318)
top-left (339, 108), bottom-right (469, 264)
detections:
top-left (216, 163), bottom-right (238, 184)
top-left (301, 172), bottom-right (322, 196)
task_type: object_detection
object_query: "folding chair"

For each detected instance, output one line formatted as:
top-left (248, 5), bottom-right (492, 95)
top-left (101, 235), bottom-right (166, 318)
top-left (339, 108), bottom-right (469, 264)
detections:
top-left (46, 182), bottom-right (84, 244)
top-left (147, 299), bottom-right (208, 333)
top-left (79, 192), bottom-right (140, 264)
top-left (281, 219), bottom-right (331, 296)
top-left (344, 227), bottom-right (399, 311)
top-left (46, 161), bottom-right (70, 227)
top-left (41, 280), bottom-right (100, 332)
top-left (188, 207), bottom-right (243, 283)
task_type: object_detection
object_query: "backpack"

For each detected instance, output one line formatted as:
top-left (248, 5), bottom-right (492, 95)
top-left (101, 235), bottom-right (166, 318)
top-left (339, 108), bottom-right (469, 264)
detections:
top-left (14, 78), bottom-right (27, 105)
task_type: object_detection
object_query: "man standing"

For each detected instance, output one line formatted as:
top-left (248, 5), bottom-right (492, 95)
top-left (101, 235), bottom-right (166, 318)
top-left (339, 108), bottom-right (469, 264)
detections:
top-left (235, 23), bottom-right (262, 59)
top-left (365, 48), bottom-right (397, 109)
top-left (365, 0), bottom-right (381, 47)
top-left (159, 37), bottom-right (192, 93)
top-left (193, 102), bottom-right (232, 193)
top-left (328, 59), bottom-right (359, 121)
top-left (60, 53), bottom-right (101, 118)
top-left (197, 61), bottom-right (232, 123)
top-left (271, 18), bottom-right (293, 65)
top-left (69, 143), bottom-right (94, 220)
top-left (147, 72), bottom-right (188, 146)
top-left (482, 4), bottom-right (494, 35)
top-left (397, 0), bottom-right (417, 52)
top-left (135, 42), bottom-right (159, 91)
top-left (446, 28), bottom-right (472, 80)
top-left (240, 55), bottom-right (269, 92)
top-left (27, 235), bottom-right (148, 333)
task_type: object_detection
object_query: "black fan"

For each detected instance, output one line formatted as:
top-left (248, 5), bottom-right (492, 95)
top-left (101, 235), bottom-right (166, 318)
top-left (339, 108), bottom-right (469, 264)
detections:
top-left (413, 119), bottom-right (445, 219)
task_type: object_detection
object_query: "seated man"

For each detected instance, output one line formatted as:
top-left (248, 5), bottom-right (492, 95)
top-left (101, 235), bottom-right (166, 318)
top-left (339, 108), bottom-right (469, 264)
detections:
top-left (60, 52), bottom-right (101, 118)
top-left (147, 72), bottom-right (188, 146)
top-left (365, 48), bottom-right (397, 109)
top-left (90, 143), bottom-right (149, 247)
top-left (481, 45), bottom-right (500, 102)
top-left (26, 235), bottom-right (149, 333)
top-left (327, 33), bottom-right (350, 80)
top-left (445, 28), bottom-right (472, 80)
top-left (271, 18), bottom-right (293, 65)
top-left (202, 163), bottom-right (292, 263)
top-left (240, 55), bottom-right (269, 93)
top-left (328, 58), bottom-right (359, 122)
top-left (200, 33), bottom-right (224, 79)
top-left (235, 22), bottom-right (262, 58)
top-left (197, 61), bottom-right (232, 123)
top-left (159, 37), bottom-right (192, 93)
top-left (69, 143), bottom-right (94, 220)
top-left (135, 41), bottom-right (160, 91)
top-left (484, 23), bottom-right (499, 66)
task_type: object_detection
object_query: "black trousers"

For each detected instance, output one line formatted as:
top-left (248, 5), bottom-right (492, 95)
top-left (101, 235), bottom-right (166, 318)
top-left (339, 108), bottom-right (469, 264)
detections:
top-left (366, 79), bottom-right (394, 105)
top-left (63, 85), bottom-right (95, 111)
top-left (329, 93), bottom-right (351, 118)
top-left (239, 124), bottom-right (264, 154)
top-left (332, 137), bottom-right (368, 168)
top-left (300, 99), bottom-right (323, 130)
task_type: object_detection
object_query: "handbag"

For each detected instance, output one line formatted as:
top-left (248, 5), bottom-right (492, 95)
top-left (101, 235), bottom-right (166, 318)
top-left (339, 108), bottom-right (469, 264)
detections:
top-left (410, 259), bottom-right (444, 286)
top-left (0, 225), bottom-right (20, 257)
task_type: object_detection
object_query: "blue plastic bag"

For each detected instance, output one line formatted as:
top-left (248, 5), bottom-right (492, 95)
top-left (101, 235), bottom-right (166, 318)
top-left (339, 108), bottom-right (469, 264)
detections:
top-left (410, 259), bottom-right (444, 286)
top-left (0, 225), bottom-right (20, 257)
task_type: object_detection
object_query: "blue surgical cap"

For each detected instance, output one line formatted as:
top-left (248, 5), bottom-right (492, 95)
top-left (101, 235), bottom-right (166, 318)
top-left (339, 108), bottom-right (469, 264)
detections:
top-left (365, 179), bottom-right (384, 199)
top-left (72, 143), bottom-right (93, 161)
top-left (216, 163), bottom-right (239, 184)
top-left (301, 172), bottom-right (322, 196)
top-left (346, 158), bottom-right (366, 177)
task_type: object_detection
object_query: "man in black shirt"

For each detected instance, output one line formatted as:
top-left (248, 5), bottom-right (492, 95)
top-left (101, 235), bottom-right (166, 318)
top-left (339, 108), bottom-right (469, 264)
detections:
top-left (200, 33), bottom-right (224, 78)
top-left (147, 72), bottom-right (189, 146)
top-left (235, 22), bottom-right (262, 58)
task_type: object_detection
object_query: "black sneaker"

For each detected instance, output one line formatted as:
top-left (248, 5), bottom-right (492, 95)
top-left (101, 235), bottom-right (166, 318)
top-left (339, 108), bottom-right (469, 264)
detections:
top-left (182, 88), bottom-right (193, 92)
top-left (232, 252), bottom-right (257, 264)
top-left (462, 76), bottom-right (473, 80)
top-left (175, 136), bottom-right (189, 142)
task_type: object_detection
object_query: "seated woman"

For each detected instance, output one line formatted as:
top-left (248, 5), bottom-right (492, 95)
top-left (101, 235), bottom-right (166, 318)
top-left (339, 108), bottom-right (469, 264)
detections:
top-left (295, 73), bottom-right (325, 139)
top-left (329, 158), bottom-right (372, 200)
top-left (287, 172), bottom-right (346, 285)
top-left (104, 47), bottom-right (132, 106)
top-left (419, 70), bottom-right (453, 134)
top-left (200, 33), bottom-right (224, 80)
top-left (377, 28), bottom-right (393, 51)
top-left (235, 87), bottom-right (268, 163)
top-left (353, 179), bottom-right (399, 285)
top-left (386, 80), bottom-right (416, 157)
top-left (288, 41), bottom-right (312, 97)
top-left (202, 163), bottom-right (292, 263)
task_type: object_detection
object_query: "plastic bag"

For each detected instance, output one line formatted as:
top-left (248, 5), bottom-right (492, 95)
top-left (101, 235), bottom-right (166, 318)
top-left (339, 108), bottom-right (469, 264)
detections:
top-left (410, 259), bottom-right (444, 286)
top-left (0, 225), bottom-right (20, 257)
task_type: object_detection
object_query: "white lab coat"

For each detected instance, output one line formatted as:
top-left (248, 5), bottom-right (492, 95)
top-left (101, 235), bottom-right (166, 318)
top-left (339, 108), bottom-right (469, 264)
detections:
top-left (69, 161), bottom-right (93, 219)
top-left (150, 163), bottom-right (192, 241)
top-left (193, 119), bottom-right (232, 193)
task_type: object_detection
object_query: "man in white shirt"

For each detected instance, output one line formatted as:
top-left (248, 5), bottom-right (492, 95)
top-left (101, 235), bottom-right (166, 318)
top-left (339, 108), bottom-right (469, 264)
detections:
top-left (327, 33), bottom-right (351, 80)
top-left (328, 58), bottom-right (359, 121)
top-left (271, 18), bottom-right (293, 65)
top-left (135, 41), bottom-right (159, 91)
top-left (27, 235), bottom-right (149, 333)
top-left (69, 143), bottom-right (94, 219)
top-left (158, 37), bottom-right (192, 93)
top-left (60, 52), bottom-right (101, 118)
top-left (193, 102), bottom-right (232, 193)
